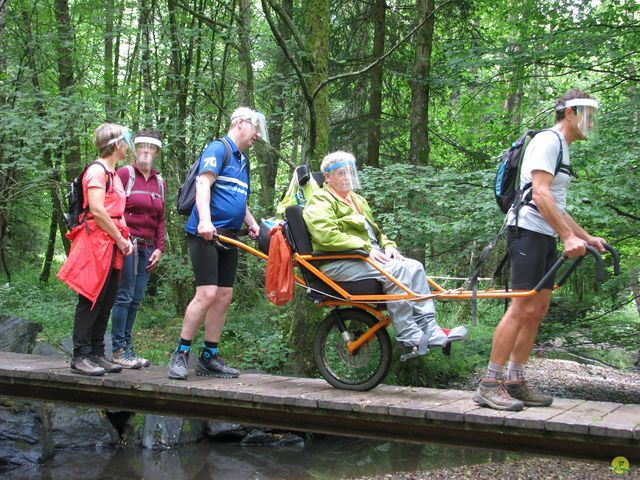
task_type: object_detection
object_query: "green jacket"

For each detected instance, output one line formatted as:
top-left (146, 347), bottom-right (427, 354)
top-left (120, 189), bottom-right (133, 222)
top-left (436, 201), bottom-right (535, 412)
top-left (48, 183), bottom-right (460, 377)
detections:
top-left (302, 186), bottom-right (396, 253)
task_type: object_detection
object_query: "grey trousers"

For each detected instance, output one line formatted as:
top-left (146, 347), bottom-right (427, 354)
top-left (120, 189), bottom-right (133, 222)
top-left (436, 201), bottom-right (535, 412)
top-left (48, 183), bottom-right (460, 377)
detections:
top-left (321, 257), bottom-right (438, 345)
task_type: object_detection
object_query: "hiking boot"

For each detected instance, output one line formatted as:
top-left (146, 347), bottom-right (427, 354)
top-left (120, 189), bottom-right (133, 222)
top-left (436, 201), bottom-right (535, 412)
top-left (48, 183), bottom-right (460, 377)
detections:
top-left (70, 356), bottom-right (106, 376)
top-left (88, 355), bottom-right (123, 373)
top-left (196, 351), bottom-right (240, 378)
top-left (505, 379), bottom-right (553, 407)
top-left (473, 378), bottom-right (524, 411)
top-left (168, 350), bottom-right (189, 380)
top-left (112, 348), bottom-right (142, 369)
top-left (127, 346), bottom-right (150, 367)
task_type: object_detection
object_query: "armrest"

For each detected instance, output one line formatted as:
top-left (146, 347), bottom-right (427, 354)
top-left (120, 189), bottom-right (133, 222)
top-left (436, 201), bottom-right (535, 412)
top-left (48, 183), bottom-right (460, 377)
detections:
top-left (310, 249), bottom-right (370, 257)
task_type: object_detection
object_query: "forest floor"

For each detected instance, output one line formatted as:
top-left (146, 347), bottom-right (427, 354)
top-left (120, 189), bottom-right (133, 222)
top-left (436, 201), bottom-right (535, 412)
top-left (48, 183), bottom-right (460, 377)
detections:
top-left (350, 357), bottom-right (640, 480)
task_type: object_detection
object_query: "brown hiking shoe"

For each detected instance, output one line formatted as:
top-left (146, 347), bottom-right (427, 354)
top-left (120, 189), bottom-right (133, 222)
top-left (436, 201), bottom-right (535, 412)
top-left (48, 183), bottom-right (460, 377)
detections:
top-left (504, 379), bottom-right (553, 407)
top-left (473, 378), bottom-right (524, 411)
top-left (70, 356), bottom-right (105, 376)
top-left (112, 348), bottom-right (143, 369)
top-left (88, 355), bottom-right (123, 373)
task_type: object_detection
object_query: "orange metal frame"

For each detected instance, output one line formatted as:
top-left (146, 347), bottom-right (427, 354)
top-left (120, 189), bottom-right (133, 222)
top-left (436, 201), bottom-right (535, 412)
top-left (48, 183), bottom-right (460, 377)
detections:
top-left (218, 234), bottom-right (550, 355)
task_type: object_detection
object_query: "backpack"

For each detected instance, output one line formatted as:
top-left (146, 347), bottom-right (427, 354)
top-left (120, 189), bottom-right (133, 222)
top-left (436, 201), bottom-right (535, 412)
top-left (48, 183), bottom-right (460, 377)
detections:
top-left (63, 161), bottom-right (111, 229)
top-left (494, 129), bottom-right (564, 214)
top-left (176, 138), bottom-right (232, 216)
top-left (265, 224), bottom-right (294, 306)
top-left (123, 165), bottom-right (165, 202)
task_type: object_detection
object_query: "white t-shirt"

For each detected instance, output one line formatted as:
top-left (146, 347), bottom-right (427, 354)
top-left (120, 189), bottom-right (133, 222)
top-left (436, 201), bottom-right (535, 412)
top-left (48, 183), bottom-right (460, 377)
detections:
top-left (506, 126), bottom-right (571, 236)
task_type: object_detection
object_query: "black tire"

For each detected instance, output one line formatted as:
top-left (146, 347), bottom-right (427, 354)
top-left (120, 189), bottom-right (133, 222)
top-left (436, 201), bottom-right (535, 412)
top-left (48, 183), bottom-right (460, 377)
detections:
top-left (313, 308), bottom-right (392, 391)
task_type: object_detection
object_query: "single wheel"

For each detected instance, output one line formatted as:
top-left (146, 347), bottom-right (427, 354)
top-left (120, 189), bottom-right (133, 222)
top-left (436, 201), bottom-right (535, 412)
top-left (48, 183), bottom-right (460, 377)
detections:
top-left (313, 308), bottom-right (392, 391)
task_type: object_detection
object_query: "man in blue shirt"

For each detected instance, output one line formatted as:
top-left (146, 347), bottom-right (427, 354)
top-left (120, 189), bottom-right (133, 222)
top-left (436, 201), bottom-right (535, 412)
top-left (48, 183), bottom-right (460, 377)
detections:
top-left (168, 107), bottom-right (268, 380)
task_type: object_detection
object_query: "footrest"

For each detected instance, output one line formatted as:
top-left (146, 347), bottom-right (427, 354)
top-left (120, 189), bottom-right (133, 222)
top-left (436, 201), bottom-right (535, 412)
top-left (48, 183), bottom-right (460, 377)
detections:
top-left (400, 347), bottom-right (429, 362)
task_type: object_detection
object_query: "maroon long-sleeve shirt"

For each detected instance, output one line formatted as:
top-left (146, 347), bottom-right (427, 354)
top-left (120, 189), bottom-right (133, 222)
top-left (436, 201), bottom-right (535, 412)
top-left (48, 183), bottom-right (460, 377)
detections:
top-left (117, 164), bottom-right (166, 252)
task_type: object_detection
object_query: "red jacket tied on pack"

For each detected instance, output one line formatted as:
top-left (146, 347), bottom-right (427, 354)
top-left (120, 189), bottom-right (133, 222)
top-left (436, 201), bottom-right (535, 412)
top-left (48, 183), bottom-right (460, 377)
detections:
top-left (57, 164), bottom-right (129, 308)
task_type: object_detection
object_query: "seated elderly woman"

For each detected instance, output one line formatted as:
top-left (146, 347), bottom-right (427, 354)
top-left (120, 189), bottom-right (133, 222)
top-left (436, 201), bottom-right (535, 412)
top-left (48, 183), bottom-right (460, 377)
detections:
top-left (303, 151), bottom-right (466, 356)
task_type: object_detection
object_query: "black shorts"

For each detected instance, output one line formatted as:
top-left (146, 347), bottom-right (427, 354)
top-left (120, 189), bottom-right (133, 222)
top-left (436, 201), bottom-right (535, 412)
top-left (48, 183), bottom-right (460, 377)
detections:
top-left (187, 233), bottom-right (239, 287)
top-left (508, 227), bottom-right (558, 290)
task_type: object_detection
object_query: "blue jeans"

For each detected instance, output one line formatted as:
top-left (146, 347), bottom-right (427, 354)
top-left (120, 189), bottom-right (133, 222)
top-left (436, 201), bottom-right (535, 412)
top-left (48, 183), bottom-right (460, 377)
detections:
top-left (111, 246), bottom-right (152, 352)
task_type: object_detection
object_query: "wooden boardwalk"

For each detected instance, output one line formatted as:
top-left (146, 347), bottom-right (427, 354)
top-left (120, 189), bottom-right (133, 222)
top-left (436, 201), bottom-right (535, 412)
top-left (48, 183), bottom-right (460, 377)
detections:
top-left (1, 351), bottom-right (638, 460)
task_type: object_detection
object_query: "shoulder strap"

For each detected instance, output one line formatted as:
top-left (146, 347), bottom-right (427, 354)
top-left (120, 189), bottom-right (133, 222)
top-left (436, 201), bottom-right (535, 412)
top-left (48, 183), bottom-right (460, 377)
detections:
top-left (156, 174), bottom-right (165, 202)
top-left (124, 165), bottom-right (135, 196)
top-left (544, 129), bottom-right (564, 175)
top-left (88, 160), bottom-right (111, 192)
top-left (218, 137), bottom-right (232, 171)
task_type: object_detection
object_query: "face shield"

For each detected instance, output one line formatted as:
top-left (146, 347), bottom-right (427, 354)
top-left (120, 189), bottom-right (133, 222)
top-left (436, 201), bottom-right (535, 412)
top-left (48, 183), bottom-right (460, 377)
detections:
top-left (233, 111), bottom-right (270, 144)
top-left (324, 159), bottom-right (360, 192)
top-left (559, 98), bottom-right (599, 138)
top-left (134, 135), bottom-right (162, 169)
top-left (106, 129), bottom-right (137, 162)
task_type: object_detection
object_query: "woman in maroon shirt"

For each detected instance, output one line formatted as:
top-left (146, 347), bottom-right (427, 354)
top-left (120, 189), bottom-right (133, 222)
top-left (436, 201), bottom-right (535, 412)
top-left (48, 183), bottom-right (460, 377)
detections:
top-left (110, 130), bottom-right (166, 368)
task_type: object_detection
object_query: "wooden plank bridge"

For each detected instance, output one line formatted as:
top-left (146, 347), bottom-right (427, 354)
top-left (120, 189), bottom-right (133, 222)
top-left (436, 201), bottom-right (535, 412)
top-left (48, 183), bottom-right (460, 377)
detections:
top-left (0, 352), bottom-right (638, 460)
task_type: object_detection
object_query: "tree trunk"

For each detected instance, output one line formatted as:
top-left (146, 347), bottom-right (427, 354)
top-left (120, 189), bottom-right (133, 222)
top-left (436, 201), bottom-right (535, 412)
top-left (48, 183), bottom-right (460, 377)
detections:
top-left (104, 0), bottom-right (116, 119)
top-left (366, 0), bottom-right (386, 168)
top-left (0, 0), bottom-right (9, 279)
top-left (303, 0), bottom-right (329, 168)
top-left (258, 0), bottom-right (292, 212)
top-left (630, 268), bottom-right (640, 317)
top-left (54, 0), bottom-right (83, 182)
top-left (408, 0), bottom-right (434, 166)
top-left (39, 204), bottom-right (58, 284)
top-left (166, 0), bottom-right (197, 315)
top-left (140, 0), bottom-right (154, 127)
top-left (237, 0), bottom-right (255, 108)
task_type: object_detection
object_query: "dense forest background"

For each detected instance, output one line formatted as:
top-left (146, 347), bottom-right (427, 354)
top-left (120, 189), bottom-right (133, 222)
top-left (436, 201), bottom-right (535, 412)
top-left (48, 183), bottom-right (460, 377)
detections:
top-left (0, 0), bottom-right (638, 379)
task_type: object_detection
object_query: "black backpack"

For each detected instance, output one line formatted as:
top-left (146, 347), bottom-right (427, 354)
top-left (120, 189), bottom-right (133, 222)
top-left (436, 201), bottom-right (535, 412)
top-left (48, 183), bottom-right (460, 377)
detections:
top-left (176, 138), bottom-right (232, 216)
top-left (494, 129), bottom-right (564, 214)
top-left (63, 161), bottom-right (111, 229)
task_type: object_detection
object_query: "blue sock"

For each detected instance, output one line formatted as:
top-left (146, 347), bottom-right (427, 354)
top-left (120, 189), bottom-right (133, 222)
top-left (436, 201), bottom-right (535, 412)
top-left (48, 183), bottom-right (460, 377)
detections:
top-left (177, 337), bottom-right (191, 353)
top-left (202, 343), bottom-right (218, 359)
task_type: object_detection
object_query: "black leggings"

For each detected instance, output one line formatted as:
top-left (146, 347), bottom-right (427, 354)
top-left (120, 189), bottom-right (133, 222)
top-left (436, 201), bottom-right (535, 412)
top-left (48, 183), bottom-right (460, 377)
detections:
top-left (72, 247), bottom-right (121, 357)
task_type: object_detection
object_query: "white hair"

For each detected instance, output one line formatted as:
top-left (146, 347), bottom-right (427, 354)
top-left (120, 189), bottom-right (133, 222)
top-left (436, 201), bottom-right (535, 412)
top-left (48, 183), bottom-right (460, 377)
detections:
top-left (230, 106), bottom-right (258, 127)
top-left (321, 151), bottom-right (356, 173)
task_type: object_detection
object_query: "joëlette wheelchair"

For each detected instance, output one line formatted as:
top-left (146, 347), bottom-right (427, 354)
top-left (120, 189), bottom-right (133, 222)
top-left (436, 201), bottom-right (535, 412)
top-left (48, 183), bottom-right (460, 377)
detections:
top-left (215, 174), bottom-right (620, 391)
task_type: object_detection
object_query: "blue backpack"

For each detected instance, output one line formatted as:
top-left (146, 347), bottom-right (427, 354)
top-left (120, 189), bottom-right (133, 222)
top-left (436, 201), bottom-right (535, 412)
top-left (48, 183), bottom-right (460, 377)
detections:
top-left (176, 138), bottom-right (232, 216)
top-left (494, 129), bottom-right (564, 214)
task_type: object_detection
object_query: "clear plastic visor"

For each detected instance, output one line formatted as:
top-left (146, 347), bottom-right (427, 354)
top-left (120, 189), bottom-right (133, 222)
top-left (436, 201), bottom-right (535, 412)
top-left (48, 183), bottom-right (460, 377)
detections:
top-left (324, 160), bottom-right (360, 191)
top-left (134, 140), bottom-right (161, 166)
top-left (558, 98), bottom-right (599, 138)
top-left (106, 130), bottom-right (137, 162)
top-left (251, 112), bottom-right (269, 144)
top-left (574, 105), bottom-right (598, 138)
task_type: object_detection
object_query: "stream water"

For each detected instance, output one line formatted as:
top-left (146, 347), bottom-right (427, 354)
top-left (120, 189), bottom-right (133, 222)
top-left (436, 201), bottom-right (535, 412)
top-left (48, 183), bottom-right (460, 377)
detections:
top-left (2, 434), bottom-right (523, 480)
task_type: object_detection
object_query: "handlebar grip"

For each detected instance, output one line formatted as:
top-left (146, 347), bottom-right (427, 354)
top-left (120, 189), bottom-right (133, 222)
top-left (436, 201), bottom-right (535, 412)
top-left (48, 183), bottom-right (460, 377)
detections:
top-left (555, 245), bottom-right (605, 287)
top-left (604, 243), bottom-right (621, 276)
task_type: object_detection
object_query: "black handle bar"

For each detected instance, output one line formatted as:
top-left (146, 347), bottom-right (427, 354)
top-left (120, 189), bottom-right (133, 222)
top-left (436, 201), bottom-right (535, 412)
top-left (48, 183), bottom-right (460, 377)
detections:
top-left (533, 244), bottom-right (619, 292)
top-left (604, 243), bottom-right (621, 276)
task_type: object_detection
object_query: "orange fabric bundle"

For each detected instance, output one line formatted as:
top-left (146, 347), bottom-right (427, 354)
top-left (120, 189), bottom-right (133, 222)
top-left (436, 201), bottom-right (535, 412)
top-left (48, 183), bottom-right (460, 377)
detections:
top-left (265, 225), bottom-right (294, 306)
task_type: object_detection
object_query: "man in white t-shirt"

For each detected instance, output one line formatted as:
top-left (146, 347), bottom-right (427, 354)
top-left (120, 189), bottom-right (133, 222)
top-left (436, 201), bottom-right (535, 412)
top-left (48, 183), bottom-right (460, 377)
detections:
top-left (474, 90), bottom-right (607, 411)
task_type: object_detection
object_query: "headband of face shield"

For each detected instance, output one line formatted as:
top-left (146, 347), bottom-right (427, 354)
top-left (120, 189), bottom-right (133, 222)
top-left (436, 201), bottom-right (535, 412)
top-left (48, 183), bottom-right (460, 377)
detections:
top-left (324, 159), bottom-right (360, 191)
top-left (557, 98), bottom-right (599, 138)
top-left (232, 111), bottom-right (270, 144)
top-left (134, 136), bottom-right (162, 165)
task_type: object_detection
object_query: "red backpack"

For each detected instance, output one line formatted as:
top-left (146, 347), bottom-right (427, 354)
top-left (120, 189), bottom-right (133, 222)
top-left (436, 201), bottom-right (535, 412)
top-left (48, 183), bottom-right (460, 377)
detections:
top-left (265, 225), bottom-right (294, 306)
